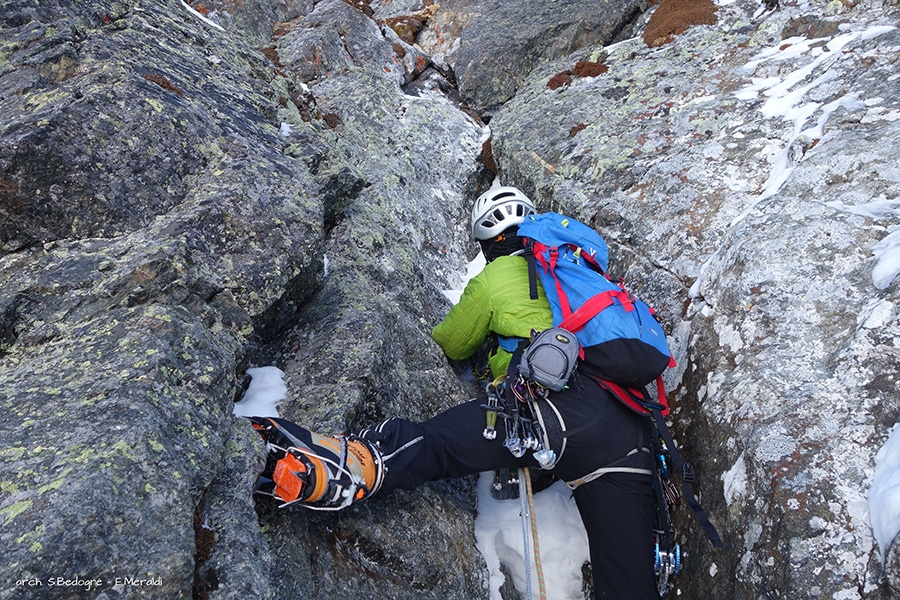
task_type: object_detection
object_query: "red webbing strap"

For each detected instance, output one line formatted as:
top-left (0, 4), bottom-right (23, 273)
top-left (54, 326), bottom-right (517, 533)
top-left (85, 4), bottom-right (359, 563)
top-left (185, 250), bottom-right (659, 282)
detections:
top-left (547, 248), bottom-right (573, 318)
top-left (534, 245), bottom-right (574, 318)
top-left (656, 376), bottom-right (667, 408)
top-left (593, 376), bottom-right (671, 418)
top-left (534, 244), bottom-right (579, 357)
top-left (532, 242), bottom-right (548, 274)
top-left (593, 377), bottom-right (653, 416)
top-left (531, 243), bottom-right (562, 308)
top-left (582, 251), bottom-right (603, 273)
top-left (559, 288), bottom-right (633, 334)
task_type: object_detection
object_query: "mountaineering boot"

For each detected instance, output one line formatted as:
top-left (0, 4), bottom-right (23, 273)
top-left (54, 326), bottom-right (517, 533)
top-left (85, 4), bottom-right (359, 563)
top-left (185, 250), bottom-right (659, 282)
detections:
top-left (248, 416), bottom-right (385, 510)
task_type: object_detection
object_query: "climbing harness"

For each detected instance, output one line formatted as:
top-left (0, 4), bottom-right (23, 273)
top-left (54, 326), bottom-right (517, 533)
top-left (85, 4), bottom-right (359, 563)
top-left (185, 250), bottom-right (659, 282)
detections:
top-left (563, 448), bottom-right (654, 490)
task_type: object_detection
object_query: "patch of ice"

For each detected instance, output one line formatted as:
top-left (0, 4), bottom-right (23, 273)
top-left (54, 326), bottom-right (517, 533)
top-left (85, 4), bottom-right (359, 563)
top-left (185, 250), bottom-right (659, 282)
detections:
top-left (180, 0), bottom-right (225, 31)
top-left (872, 230), bottom-right (900, 290)
top-left (857, 299), bottom-right (894, 330)
top-left (825, 199), bottom-right (900, 219)
top-left (862, 108), bottom-right (900, 123)
top-left (442, 251), bottom-right (486, 304)
top-left (733, 28), bottom-right (892, 202)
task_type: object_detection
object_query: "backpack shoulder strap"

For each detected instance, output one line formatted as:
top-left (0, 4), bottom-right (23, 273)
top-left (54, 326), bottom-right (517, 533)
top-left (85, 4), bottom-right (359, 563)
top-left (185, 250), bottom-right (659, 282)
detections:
top-left (593, 376), bottom-right (723, 548)
top-left (649, 404), bottom-right (725, 549)
top-left (525, 243), bottom-right (539, 301)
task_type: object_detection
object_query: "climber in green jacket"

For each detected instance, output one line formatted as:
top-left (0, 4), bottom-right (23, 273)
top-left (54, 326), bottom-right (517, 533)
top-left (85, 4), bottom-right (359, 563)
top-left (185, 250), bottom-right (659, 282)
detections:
top-left (432, 252), bottom-right (553, 379)
top-left (250, 186), bottom-right (660, 599)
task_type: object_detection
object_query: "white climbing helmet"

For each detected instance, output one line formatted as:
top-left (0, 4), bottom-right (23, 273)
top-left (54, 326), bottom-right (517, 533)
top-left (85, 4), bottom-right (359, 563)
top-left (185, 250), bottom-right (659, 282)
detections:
top-left (470, 186), bottom-right (536, 241)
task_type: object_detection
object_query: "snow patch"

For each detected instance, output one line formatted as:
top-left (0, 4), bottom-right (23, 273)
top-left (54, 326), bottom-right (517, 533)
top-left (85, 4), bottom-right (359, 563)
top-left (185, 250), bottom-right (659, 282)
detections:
top-left (857, 299), bottom-right (894, 330)
top-left (716, 320), bottom-right (744, 353)
top-left (824, 199), bottom-right (900, 219)
top-left (861, 108), bottom-right (900, 123)
top-left (670, 22), bottom-right (900, 305)
top-left (232, 366), bottom-right (287, 418)
top-left (179, 0), bottom-right (225, 31)
top-left (869, 423), bottom-right (900, 564)
top-left (475, 473), bottom-right (590, 600)
top-left (871, 230), bottom-right (900, 290)
top-left (725, 24), bottom-right (900, 291)
top-left (823, 198), bottom-right (900, 289)
top-left (442, 251), bottom-right (486, 304)
top-left (833, 588), bottom-right (863, 600)
top-left (722, 453), bottom-right (748, 506)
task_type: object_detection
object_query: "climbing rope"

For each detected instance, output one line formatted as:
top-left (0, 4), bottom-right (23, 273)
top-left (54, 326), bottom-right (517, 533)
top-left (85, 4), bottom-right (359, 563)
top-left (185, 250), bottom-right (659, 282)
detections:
top-left (524, 467), bottom-right (547, 600)
top-left (518, 468), bottom-right (533, 600)
top-left (518, 467), bottom-right (547, 600)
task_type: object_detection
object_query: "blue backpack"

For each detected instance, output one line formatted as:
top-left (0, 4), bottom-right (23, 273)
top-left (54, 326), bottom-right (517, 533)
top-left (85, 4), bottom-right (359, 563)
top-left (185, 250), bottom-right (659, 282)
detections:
top-left (518, 212), bottom-right (725, 554)
top-left (518, 212), bottom-right (675, 394)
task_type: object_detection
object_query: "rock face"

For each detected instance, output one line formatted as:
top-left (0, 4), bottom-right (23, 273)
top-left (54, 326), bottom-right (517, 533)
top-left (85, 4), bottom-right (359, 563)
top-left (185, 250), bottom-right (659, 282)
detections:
top-left (488, 2), bottom-right (900, 597)
top-left (413, 0), bottom-right (645, 116)
top-left (1, 0), bottom-right (899, 599)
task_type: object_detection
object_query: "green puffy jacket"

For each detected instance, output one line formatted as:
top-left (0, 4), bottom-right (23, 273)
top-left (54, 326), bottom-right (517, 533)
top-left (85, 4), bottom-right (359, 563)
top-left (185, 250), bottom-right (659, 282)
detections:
top-left (432, 254), bottom-right (553, 379)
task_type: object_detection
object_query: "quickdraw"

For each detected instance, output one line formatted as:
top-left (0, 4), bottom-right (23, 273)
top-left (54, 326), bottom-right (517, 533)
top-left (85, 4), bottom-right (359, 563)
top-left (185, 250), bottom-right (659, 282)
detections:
top-left (480, 374), bottom-right (558, 468)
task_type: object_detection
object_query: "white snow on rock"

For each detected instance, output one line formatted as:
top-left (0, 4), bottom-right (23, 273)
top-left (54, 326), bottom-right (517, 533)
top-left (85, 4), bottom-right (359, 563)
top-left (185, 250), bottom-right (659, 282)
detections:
top-left (722, 452), bottom-right (748, 507)
top-left (232, 366), bottom-right (287, 418)
top-left (869, 424), bottom-right (900, 565)
top-left (475, 473), bottom-right (590, 600)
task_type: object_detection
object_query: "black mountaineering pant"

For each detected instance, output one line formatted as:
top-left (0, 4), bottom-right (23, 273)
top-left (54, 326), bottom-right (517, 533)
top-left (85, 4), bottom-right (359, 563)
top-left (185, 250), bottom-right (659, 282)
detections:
top-left (355, 374), bottom-right (660, 600)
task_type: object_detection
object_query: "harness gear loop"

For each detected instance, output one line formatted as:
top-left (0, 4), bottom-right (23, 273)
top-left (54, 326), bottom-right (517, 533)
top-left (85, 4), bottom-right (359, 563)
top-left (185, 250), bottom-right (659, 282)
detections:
top-left (564, 464), bottom-right (654, 490)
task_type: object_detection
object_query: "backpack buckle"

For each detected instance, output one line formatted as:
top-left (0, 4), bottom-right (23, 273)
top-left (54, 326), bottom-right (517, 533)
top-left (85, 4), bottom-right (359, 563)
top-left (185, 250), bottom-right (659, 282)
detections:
top-left (682, 463), bottom-right (695, 483)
